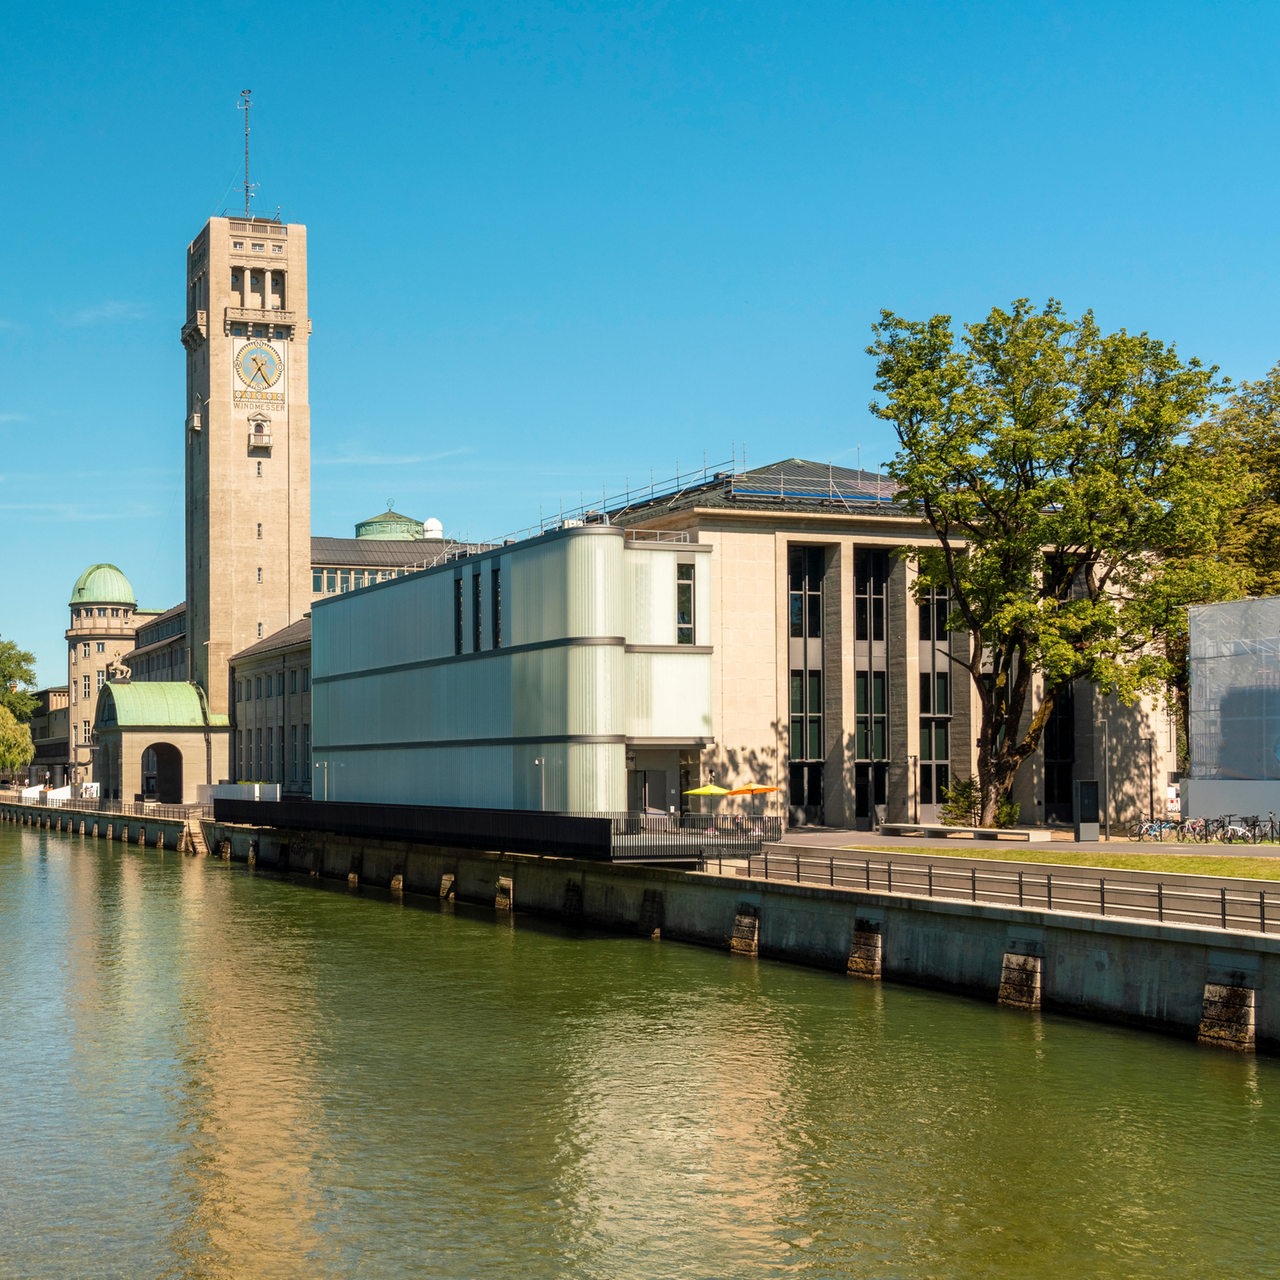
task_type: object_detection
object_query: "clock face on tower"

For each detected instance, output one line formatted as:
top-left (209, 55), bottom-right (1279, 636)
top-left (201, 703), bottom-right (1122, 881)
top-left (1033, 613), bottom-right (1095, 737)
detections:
top-left (235, 341), bottom-right (283, 390)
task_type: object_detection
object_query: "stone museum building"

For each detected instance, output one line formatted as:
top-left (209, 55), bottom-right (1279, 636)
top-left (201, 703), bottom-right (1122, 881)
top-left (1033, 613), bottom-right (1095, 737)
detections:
top-left (30, 202), bottom-right (1174, 832)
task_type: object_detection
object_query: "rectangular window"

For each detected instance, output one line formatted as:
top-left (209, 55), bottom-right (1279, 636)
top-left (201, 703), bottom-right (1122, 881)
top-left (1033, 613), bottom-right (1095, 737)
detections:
top-left (302, 667), bottom-right (310, 692)
top-left (788, 546), bottom-right (823, 640)
top-left (97, 669), bottom-right (105, 691)
top-left (265, 674), bottom-right (272, 698)
top-left (255, 729), bottom-right (262, 779)
top-left (290, 724), bottom-right (298, 779)
top-left (472, 572), bottom-right (483, 652)
top-left (454, 578), bottom-right (464, 655)
top-left (83, 642), bottom-right (90, 658)
top-left (257, 522), bottom-right (262, 539)
top-left (491, 566), bottom-right (502, 648)
top-left (855, 549), bottom-right (889, 642)
top-left (677, 562), bottom-right (695, 644)
top-left (266, 727), bottom-right (274, 781)
top-left (313, 570), bottom-right (322, 592)
top-left (96, 642), bottom-right (105, 653)
top-left (83, 719), bottom-right (91, 745)
top-left (255, 676), bottom-right (262, 699)
top-left (326, 570), bottom-right (337, 593)
top-left (257, 567), bottom-right (263, 584)
top-left (788, 667), bottom-right (823, 763)
top-left (353, 570), bottom-right (365, 589)
top-left (83, 675), bottom-right (91, 699)
top-left (302, 724), bottom-right (311, 783)
top-left (290, 668), bottom-right (298, 694)
top-left (340, 570), bottom-right (350, 592)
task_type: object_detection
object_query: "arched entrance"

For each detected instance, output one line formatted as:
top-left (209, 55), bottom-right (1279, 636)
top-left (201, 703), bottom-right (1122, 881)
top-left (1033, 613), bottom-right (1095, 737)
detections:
top-left (141, 743), bottom-right (183, 804)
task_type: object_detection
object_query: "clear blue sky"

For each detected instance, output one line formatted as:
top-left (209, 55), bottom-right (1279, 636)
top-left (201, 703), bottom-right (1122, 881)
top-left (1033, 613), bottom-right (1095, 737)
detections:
top-left (4, 1), bottom-right (1278, 685)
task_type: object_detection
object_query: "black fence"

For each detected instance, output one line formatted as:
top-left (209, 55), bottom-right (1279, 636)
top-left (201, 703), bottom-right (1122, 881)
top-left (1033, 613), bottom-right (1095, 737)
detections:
top-left (212, 800), bottom-right (781, 863)
top-left (743, 850), bottom-right (1275, 936)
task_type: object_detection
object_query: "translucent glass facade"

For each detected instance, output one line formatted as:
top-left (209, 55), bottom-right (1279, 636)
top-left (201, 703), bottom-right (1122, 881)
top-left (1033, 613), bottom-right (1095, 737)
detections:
top-left (1188, 598), bottom-right (1280, 780)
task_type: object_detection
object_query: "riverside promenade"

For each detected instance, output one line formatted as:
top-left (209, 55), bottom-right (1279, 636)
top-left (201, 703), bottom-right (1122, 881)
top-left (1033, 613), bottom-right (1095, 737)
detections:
top-left (739, 825), bottom-right (1280, 937)
top-left (771, 822), bottom-right (1280, 860)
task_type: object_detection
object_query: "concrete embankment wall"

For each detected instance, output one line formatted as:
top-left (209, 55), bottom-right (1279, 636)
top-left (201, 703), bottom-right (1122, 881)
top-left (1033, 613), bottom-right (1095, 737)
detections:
top-left (1, 800), bottom-right (192, 850)
top-left (209, 819), bottom-right (1280, 1055)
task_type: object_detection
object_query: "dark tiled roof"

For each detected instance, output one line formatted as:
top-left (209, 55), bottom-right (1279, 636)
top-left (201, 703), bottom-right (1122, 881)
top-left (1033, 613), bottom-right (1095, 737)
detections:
top-left (611, 458), bottom-right (904, 523)
top-left (310, 536), bottom-right (450, 568)
top-left (231, 616), bottom-right (312, 663)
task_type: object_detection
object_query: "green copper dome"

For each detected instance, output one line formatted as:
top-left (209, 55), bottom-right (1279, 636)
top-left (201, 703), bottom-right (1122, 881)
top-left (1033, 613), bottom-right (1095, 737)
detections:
top-left (70, 563), bottom-right (137, 606)
top-left (355, 507), bottom-right (425, 541)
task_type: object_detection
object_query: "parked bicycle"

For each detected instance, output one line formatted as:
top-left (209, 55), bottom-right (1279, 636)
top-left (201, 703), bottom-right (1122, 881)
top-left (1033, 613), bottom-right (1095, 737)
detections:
top-left (1128, 818), bottom-right (1178, 841)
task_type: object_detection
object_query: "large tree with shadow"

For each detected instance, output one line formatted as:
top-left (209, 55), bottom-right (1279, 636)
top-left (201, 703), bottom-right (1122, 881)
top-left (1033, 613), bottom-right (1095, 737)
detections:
top-left (868, 299), bottom-right (1247, 826)
top-left (0, 637), bottom-right (37, 722)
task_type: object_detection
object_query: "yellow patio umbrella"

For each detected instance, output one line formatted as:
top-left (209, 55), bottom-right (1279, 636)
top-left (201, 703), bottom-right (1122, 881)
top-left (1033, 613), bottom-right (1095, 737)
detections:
top-left (683, 784), bottom-right (730, 796)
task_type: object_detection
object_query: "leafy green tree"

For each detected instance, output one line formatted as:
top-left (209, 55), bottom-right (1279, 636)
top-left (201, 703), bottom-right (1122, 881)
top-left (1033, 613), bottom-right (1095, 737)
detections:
top-left (0, 705), bottom-right (34, 775)
top-left (0, 638), bottom-right (38, 722)
top-left (1212, 360), bottom-right (1280, 598)
top-left (869, 299), bottom-right (1247, 826)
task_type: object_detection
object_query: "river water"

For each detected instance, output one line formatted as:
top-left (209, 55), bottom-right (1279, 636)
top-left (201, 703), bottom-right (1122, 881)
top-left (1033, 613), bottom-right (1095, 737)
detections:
top-left (2, 824), bottom-right (1277, 1279)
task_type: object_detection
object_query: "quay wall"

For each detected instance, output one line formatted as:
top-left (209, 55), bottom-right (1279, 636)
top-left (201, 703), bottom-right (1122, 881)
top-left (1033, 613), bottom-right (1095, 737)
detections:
top-left (1, 799), bottom-right (192, 850)
top-left (208, 819), bottom-right (1280, 1055)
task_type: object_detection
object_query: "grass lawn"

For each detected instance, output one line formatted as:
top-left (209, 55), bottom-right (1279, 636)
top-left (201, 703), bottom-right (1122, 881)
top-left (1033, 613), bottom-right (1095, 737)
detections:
top-left (837, 844), bottom-right (1280, 881)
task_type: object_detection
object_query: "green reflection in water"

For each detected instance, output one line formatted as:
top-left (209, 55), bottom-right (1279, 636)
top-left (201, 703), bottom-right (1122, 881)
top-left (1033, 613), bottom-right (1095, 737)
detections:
top-left (0, 824), bottom-right (1276, 1279)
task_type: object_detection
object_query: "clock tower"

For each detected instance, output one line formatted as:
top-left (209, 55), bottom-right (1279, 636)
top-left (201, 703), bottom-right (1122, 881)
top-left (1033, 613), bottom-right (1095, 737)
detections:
top-left (181, 216), bottom-right (312, 718)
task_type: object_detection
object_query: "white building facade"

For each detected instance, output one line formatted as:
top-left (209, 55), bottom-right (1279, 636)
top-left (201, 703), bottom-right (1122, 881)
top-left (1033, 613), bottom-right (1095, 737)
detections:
top-left (311, 524), bottom-right (713, 812)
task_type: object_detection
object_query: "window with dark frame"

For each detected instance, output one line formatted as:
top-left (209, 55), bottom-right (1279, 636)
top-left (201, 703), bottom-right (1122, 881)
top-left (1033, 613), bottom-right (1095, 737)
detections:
top-left (491, 565), bottom-right (502, 648)
top-left (853, 547), bottom-right (891, 821)
top-left (918, 585), bottom-right (952, 807)
top-left (677, 562), bottom-right (695, 644)
top-left (787, 546), bottom-right (826, 817)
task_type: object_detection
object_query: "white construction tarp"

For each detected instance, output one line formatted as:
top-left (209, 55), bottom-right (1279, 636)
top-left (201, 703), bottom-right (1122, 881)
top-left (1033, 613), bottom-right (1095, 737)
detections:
top-left (1188, 597), bottom-right (1280, 779)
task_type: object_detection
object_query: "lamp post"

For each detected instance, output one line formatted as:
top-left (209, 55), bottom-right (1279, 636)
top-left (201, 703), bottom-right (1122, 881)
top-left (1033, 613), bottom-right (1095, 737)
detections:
top-left (1100, 708), bottom-right (1111, 841)
top-left (1142, 736), bottom-right (1155, 823)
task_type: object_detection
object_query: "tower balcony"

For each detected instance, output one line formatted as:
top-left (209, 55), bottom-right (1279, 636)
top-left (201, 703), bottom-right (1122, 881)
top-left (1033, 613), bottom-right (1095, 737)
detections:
top-left (224, 306), bottom-right (298, 335)
top-left (180, 310), bottom-right (208, 351)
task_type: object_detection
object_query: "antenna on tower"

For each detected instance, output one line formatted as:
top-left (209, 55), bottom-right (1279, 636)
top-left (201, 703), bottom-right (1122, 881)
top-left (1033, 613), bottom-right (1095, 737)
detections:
top-left (238, 89), bottom-right (258, 217)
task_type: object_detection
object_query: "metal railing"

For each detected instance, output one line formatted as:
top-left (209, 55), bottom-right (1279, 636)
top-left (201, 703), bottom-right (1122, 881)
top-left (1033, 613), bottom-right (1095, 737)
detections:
top-left (6, 795), bottom-right (211, 822)
top-left (740, 851), bottom-right (1275, 936)
top-left (596, 811), bottom-right (783, 862)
